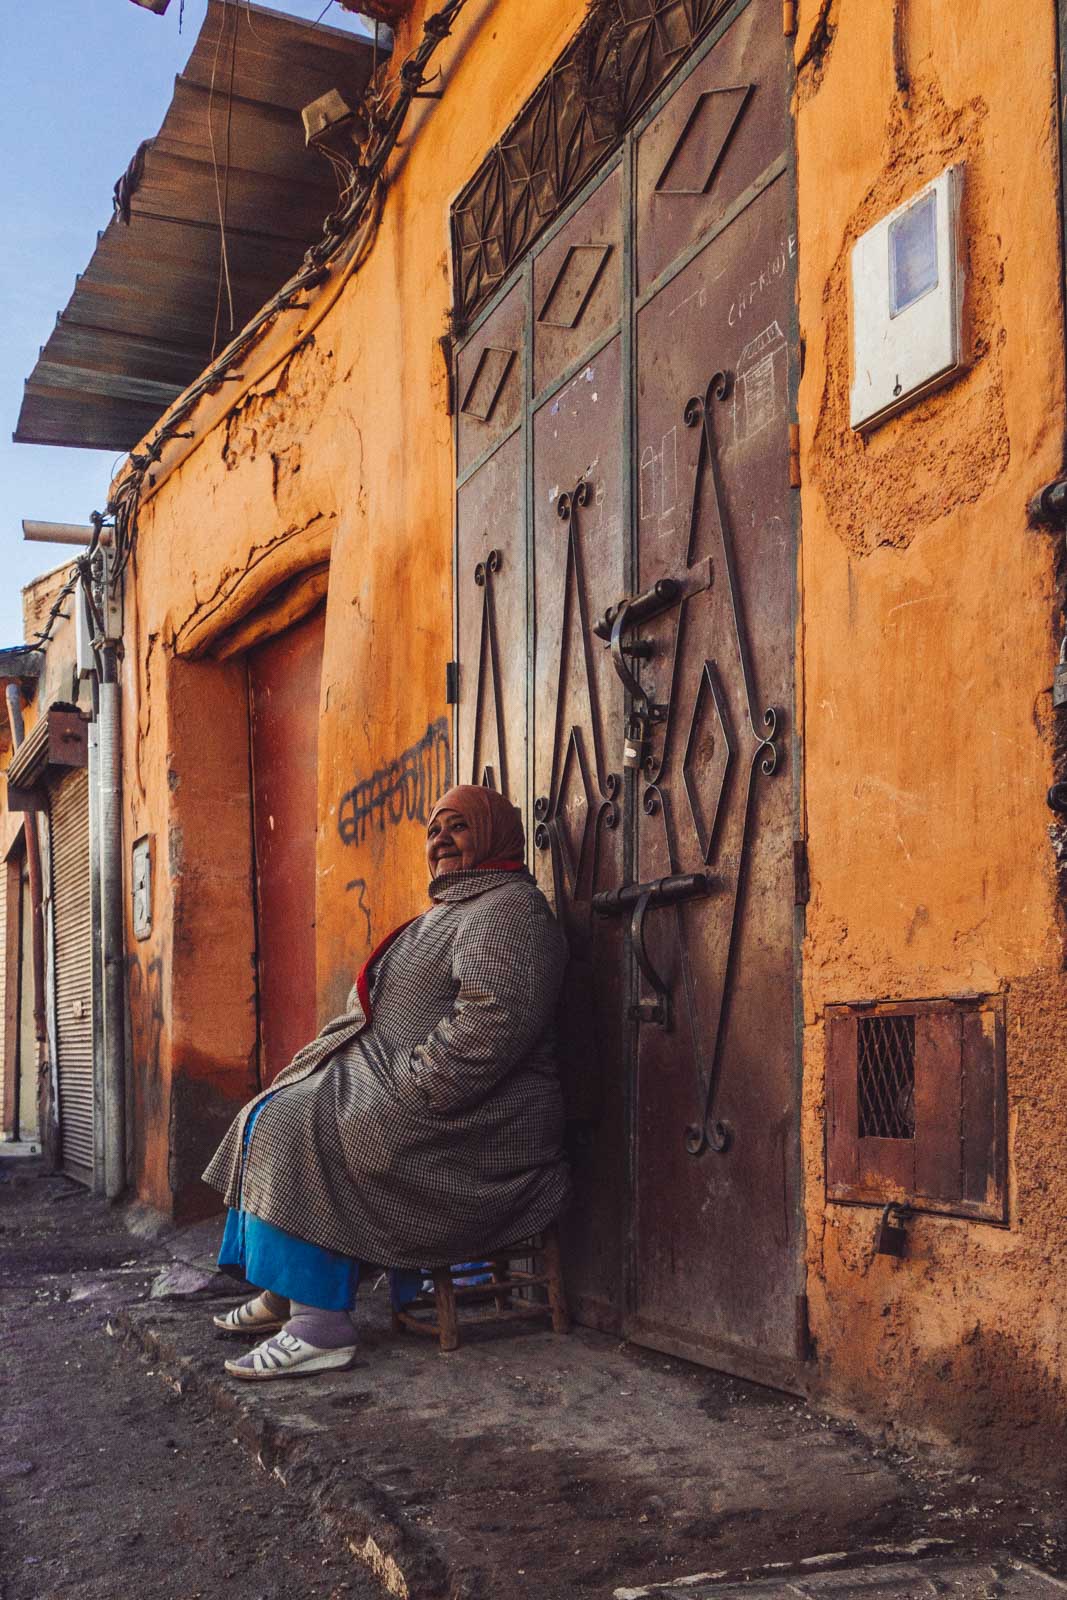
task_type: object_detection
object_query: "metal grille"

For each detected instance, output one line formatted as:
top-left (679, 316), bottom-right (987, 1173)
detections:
top-left (857, 1014), bottom-right (915, 1140)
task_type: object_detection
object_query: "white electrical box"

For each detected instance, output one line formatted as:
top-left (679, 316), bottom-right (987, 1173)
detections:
top-left (849, 164), bottom-right (965, 432)
top-left (132, 836), bottom-right (152, 941)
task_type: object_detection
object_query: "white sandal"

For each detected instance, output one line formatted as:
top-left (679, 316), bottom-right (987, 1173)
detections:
top-left (212, 1294), bottom-right (286, 1337)
top-left (224, 1329), bottom-right (357, 1381)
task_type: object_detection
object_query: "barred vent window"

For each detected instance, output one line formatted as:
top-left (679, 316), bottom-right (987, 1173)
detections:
top-left (857, 1013), bottom-right (915, 1140)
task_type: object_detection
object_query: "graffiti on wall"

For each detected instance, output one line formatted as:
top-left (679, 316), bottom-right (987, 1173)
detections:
top-left (337, 719), bottom-right (451, 846)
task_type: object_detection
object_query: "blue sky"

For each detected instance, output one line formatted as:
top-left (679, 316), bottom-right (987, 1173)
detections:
top-left (0, 0), bottom-right (374, 642)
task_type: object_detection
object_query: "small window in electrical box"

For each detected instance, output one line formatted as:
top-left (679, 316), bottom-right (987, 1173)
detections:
top-left (888, 190), bottom-right (938, 317)
top-left (825, 996), bottom-right (1007, 1223)
top-left (132, 835), bottom-right (152, 941)
top-left (850, 165), bottom-right (965, 431)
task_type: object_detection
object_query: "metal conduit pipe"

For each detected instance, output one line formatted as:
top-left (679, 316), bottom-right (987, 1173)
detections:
top-left (97, 657), bottom-right (126, 1201)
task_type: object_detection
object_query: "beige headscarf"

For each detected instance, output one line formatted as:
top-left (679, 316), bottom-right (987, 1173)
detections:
top-left (427, 785), bottom-right (525, 867)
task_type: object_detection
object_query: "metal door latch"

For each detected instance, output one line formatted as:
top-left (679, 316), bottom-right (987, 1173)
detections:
top-left (592, 871), bottom-right (714, 1028)
top-left (593, 560), bottom-right (712, 770)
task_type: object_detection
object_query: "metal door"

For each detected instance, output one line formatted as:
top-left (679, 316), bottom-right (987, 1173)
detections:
top-left (453, 0), bottom-right (800, 1381)
top-left (628, 10), bottom-right (798, 1374)
top-left (50, 768), bottom-right (93, 1182)
top-left (249, 605), bottom-right (326, 1086)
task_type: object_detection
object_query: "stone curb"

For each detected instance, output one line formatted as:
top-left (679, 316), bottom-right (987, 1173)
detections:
top-left (111, 1304), bottom-right (474, 1600)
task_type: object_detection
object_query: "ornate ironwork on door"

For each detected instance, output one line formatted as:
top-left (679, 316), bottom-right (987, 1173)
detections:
top-left (534, 481), bottom-right (620, 905)
top-left (452, 0), bottom-right (800, 1383)
top-left (451, 0), bottom-right (740, 327)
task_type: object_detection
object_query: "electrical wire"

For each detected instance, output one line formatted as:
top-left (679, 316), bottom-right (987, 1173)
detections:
top-left (207, 1), bottom-right (237, 359)
top-left (242, 0), bottom-right (269, 40)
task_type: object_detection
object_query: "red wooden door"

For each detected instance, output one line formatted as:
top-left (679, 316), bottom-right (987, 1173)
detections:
top-left (248, 606), bottom-right (326, 1087)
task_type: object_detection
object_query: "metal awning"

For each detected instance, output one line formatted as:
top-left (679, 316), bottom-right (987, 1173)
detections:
top-left (14, 1), bottom-right (379, 452)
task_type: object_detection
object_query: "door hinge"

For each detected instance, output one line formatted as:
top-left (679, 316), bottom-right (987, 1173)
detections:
top-left (783, 0), bottom-right (797, 36)
top-left (795, 1292), bottom-right (813, 1360)
top-left (438, 333), bottom-right (455, 417)
top-left (793, 837), bottom-right (810, 906)
top-left (788, 422), bottom-right (801, 487)
top-left (445, 660), bottom-right (459, 704)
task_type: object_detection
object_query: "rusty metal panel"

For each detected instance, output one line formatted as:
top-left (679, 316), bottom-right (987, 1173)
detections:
top-left (635, 3), bottom-right (791, 296)
top-left (960, 1006), bottom-right (1007, 1220)
top-left (914, 1009), bottom-right (964, 1205)
top-left (249, 606), bottom-right (326, 1088)
top-left (825, 999), bottom-right (1007, 1224)
top-left (629, 140), bottom-right (796, 1358)
top-left (825, 1011), bottom-right (859, 1192)
top-left (455, 431), bottom-right (527, 820)
top-left (456, 281), bottom-right (526, 477)
top-left (532, 335), bottom-right (628, 1332)
top-left (532, 166), bottom-right (623, 399)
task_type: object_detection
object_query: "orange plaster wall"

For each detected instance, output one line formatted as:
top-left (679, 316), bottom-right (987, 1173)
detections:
top-left (120, 0), bottom-right (590, 1211)
top-left (795, 0), bottom-right (1067, 1471)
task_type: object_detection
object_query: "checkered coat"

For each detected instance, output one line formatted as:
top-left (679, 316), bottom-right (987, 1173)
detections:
top-left (202, 869), bottom-right (571, 1268)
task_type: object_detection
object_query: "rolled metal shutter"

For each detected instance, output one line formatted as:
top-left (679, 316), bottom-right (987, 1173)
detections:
top-left (0, 856), bottom-right (7, 1124)
top-left (51, 769), bottom-right (93, 1180)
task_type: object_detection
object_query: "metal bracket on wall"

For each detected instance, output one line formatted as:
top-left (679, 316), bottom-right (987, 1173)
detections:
top-left (592, 871), bottom-right (714, 1029)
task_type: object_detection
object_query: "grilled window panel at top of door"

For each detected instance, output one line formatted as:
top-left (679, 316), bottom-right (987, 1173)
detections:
top-left (50, 768), bottom-right (93, 1179)
top-left (824, 997), bottom-right (1007, 1224)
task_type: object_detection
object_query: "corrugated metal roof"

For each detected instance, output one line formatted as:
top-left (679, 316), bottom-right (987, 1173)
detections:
top-left (15, 0), bottom-right (379, 453)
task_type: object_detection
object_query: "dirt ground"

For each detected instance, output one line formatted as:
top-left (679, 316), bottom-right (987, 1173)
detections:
top-left (3, 1156), bottom-right (1067, 1600)
top-left (0, 1157), bottom-right (381, 1600)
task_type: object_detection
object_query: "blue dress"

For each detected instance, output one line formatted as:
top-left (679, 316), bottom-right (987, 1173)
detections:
top-left (217, 1094), bottom-right (423, 1311)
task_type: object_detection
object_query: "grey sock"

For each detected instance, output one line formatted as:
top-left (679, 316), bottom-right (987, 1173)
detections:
top-left (260, 1290), bottom-right (290, 1319)
top-left (285, 1300), bottom-right (356, 1350)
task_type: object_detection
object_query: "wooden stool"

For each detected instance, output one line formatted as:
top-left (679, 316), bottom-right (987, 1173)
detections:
top-left (391, 1224), bottom-right (570, 1353)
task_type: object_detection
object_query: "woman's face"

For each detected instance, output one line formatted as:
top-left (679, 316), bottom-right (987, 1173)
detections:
top-left (426, 808), bottom-right (477, 877)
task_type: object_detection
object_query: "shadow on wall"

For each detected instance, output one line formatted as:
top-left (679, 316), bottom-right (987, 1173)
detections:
top-left (826, 1323), bottom-right (1067, 1489)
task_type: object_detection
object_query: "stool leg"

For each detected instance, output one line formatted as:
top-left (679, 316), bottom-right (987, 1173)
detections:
top-left (433, 1268), bottom-right (460, 1352)
top-left (540, 1224), bottom-right (570, 1334)
top-left (490, 1254), bottom-right (512, 1313)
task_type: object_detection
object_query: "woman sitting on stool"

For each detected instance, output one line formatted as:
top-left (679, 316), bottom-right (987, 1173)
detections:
top-left (204, 784), bottom-right (570, 1380)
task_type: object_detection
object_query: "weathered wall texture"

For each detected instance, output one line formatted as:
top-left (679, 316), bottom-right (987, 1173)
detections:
top-left (796, 0), bottom-right (1067, 1472)
top-left (119, 0), bottom-right (589, 1216)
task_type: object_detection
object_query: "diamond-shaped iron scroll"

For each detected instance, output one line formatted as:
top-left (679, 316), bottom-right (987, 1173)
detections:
top-left (679, 372), bottom-right (780, 1156)
top-left (470, 550), bottom-right (507, 795)
top-left (534, 479), bottom-right (619, 915)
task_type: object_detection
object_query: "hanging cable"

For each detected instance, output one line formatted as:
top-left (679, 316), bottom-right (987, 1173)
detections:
top-left (207, 0), bottom-right (237, 357)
